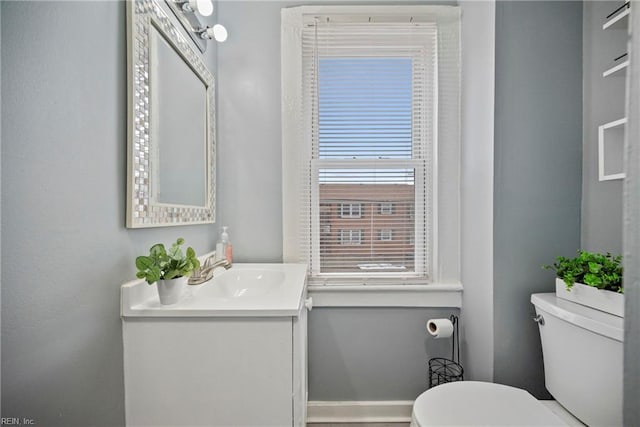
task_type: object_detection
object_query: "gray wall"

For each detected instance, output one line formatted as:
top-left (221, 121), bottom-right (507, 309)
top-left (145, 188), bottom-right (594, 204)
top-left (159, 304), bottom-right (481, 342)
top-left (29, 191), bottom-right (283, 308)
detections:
top-left (216, 0), bottom-right (284, 263)
top-left (0, 2), bottom-right (3, 409)
top-left (582, 1), bottom-right (626, 254)
top-left (624, 5), bottom-right (640, 424)
top-left (458, 0), bottom-right (495, 384)
top-left (309, 308), bottom-right (457, 400)
top-left (493, 1), bottom-right (583, 398)
top-left (1, 2), bottom-right (218, 425)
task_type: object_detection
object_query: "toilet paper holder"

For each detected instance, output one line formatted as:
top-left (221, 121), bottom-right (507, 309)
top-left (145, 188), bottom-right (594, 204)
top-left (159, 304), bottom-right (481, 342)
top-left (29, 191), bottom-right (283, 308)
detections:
top-left (427, 314), bottom-right (464, 388)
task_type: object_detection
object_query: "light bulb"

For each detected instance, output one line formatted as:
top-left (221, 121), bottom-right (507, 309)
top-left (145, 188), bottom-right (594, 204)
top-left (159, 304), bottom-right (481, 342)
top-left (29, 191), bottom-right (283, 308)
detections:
top-left (212, 24), bottom-right (227, 42)
top-left (200, 25), bottom-right (228, 42)
top-left (188, 0), bottom-right (213, 17)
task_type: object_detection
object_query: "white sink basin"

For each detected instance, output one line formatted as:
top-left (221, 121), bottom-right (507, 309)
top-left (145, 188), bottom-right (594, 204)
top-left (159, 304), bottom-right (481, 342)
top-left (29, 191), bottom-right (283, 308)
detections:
top-left (121, 263), bottom-right (308, 317)
top-left (200, 269), bottom-right (286, 299)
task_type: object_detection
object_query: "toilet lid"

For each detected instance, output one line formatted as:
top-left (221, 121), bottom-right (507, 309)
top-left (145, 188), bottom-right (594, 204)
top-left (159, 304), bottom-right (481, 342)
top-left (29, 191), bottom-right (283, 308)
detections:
top-left (412, 381), bottom-right (567, 426)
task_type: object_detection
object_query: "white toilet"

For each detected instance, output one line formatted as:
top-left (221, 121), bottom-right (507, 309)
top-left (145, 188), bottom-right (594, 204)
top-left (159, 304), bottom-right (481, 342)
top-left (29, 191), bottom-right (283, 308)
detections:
top-left (411, 292), bottom-right (624, 426)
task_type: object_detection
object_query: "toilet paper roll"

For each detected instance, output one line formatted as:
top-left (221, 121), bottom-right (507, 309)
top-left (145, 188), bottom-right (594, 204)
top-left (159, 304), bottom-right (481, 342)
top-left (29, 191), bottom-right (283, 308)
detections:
top-left (427, 318), bottom-right (454, 339)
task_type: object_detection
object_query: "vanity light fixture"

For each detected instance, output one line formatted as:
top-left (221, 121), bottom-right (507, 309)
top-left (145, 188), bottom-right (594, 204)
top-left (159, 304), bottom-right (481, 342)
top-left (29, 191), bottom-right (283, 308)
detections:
top-left (165, 0), bottom-right (228, 51)
top-left (199, 24), bottom-right (228, 42)
top-left (164, 0), bottom-right (226, 53)
top-left (182, 0), bottom-right (213, 17)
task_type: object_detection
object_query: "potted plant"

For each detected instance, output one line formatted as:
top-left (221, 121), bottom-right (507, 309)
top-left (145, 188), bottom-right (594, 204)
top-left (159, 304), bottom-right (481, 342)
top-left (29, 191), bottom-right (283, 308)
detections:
top-left (135, 238), bottom-right (200, 305)
top-left (543, 250), bottom-right (623, 317)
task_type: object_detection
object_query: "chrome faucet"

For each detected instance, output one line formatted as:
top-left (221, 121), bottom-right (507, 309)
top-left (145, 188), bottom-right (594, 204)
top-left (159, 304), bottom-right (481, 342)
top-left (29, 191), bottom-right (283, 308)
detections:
top-left (208, 258), bottom-right (232, 270)
top-left (188, 256), bottom-right (232, 285)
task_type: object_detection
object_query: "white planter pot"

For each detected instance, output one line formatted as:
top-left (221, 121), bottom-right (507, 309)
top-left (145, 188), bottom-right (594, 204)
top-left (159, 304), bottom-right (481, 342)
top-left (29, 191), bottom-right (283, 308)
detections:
top-left (555, 278), bottom-right (624, 317)
top-left (156, 277), bottom-right (187, 305)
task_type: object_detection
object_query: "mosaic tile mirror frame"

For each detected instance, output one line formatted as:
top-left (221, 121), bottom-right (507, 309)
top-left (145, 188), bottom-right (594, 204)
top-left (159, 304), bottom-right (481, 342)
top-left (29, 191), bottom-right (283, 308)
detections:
top-left (126, 0), bottom-right (216, 228)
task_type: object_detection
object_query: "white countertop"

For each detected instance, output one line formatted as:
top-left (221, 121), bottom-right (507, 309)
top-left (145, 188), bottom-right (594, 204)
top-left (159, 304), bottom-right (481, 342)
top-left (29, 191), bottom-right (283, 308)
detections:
top-left (121, 263), bottom-right (308, 318)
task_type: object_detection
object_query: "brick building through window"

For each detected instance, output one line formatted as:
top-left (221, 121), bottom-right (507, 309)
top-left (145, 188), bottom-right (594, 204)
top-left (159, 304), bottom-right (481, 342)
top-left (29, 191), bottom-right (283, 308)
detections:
top-left (319, 183), bottom-right (415, 273)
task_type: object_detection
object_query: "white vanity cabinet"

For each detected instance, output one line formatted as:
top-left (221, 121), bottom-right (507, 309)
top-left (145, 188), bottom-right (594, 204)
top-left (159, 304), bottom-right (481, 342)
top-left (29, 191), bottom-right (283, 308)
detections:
top-left (121, 263), bottom-right (308, 427)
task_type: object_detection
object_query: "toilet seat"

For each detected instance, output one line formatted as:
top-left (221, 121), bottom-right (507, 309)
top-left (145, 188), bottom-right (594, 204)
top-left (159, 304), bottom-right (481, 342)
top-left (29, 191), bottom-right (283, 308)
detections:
top-left (411, 381), bottom-right (568, 426)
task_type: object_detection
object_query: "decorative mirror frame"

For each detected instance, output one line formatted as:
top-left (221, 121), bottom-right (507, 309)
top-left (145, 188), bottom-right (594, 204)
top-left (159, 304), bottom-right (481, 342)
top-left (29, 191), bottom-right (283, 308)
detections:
top-left (126, 0), bottom-right (216, 228)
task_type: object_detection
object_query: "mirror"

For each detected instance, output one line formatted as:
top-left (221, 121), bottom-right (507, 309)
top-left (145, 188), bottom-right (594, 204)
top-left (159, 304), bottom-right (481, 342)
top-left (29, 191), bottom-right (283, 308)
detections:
top-left (126, 0), bottom-right (216, 228)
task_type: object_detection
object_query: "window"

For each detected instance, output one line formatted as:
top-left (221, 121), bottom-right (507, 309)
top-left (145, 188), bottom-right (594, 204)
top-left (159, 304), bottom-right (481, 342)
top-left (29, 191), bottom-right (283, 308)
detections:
top-left (340, 229), bottom-right (363, 245)
top-left (306, 16), bottom-right (435, 279)
top-left (379, 202), bottom-right (394, 215)
top-left (340, 203), bottom-right (363, 218)
top-left (282, 6), bottom-right (461, 286)
top-left (379, 229), bottom-right (393, 241)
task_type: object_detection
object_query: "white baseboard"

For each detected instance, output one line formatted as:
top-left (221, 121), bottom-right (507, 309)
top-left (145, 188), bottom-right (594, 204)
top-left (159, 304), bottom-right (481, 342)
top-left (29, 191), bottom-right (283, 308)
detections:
top-left (307, 400), bottom-right (414, 423)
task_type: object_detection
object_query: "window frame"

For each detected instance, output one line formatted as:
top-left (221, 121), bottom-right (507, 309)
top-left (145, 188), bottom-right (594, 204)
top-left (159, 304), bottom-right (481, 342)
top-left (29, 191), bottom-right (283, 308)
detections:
top-left (281, 5), bottom-right (462, 292)
top-left (339, 203), bottom-right (363, 219)
top-left (379, 229), bottom-right (393, 241)
top-left (339, 229), bottom-right (364, 245)
top-left (306, 19), bottom-right (435, 280)
top-left (379, 202), bottom-right (394, 215)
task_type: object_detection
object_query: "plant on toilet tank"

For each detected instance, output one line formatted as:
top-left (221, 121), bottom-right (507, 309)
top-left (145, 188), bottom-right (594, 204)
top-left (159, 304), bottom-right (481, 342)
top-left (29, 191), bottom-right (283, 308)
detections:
top-left (135, 238), bottom-right (200, 305)
top-left (544, 250), bottom-right (624, 317)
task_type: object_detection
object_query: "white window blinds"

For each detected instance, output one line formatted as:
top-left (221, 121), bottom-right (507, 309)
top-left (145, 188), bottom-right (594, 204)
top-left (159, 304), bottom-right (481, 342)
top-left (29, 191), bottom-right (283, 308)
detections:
top-left (282, 6), bottom-right (461, 286)
top-left (301, 17), bottom-right (436, 280)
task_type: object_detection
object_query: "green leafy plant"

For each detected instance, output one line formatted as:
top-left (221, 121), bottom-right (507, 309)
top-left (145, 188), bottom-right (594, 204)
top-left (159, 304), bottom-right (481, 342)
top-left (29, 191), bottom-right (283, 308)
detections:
top-left (543, 250), bottom-right (623, 294)
top-left (135, 238), bottom-right (200, 285)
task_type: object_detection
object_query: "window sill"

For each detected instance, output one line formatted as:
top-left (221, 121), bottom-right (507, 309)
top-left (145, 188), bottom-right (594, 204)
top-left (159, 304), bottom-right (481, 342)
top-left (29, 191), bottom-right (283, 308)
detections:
top-left (308, 283), bottom-right (463, 308)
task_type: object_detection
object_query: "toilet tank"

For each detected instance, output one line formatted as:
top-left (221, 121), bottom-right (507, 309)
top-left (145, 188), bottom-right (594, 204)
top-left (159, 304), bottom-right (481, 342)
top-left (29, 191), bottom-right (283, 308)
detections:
top-left (531, 293), bottom-right (623, 427)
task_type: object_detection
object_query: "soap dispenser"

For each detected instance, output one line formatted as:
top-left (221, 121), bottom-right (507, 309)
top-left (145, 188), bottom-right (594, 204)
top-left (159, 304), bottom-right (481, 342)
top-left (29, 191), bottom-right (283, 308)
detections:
top-left (216, 227), bottom-right (226, 261)
top-left (219, 226), bottom-right (233, 263)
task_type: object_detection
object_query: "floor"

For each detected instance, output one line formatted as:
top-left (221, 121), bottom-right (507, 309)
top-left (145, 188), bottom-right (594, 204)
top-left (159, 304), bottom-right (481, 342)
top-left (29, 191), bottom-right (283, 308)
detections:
top-left (309, 424), bottom-right (408, 427)
top-left (307, 401), bottom-right (584, 427)
top-left (541, 401), bottom-right (585, 426)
